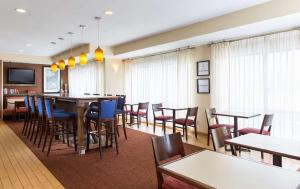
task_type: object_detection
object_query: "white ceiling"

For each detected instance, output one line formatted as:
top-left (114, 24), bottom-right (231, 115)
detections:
top-left (0, 0), bottom-right (270, 56)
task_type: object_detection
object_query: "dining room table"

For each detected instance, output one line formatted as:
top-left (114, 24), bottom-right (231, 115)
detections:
top-left (42, 93), bottom-right (117, 155)
top-left (158, 107), bottom-right (187, 133)
top-left (225, 133), bottom-right (300, 167)
top-left (158, 150), bottom-right (300, 189)
top-left (212, 111), bottom-right (261, 137)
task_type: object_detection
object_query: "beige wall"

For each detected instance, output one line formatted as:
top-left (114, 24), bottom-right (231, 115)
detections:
top-left (190, 45), bottom-right (211, 134)
top-left (104, 58), bottom-right (124, 95)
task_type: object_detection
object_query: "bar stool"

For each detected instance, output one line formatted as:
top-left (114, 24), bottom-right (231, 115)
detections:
top-left (42, 98), bottom-right (77, 156)
top-left (86, 98), bottom-right (118, 158)
top-left (27, 95), bottom-right (38, 139)
top-left (22, 95), bottom-right (30, 135)
top-left (115, 95), bottom-right (127, 140)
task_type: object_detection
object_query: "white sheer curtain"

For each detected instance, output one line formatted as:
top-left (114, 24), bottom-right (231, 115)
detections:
top-left (124, 49), bottom-right (193, 120)
top-left (68, 61), bottom-right (104, 95)
top-left (211, 30), bottom-right (300, 140)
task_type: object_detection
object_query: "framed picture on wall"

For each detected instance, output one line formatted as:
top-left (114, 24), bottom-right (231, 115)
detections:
top-left (42, 66), bottom-right (60, 93)
top-left (197, 78), bottom-right (210, 94)
top-left (197, 60), bottom-right (210, 76)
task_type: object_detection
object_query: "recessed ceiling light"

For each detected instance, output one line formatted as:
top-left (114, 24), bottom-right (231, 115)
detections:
top-left (104, 10), bottom-right (113, 15)
top-left (18, 49), bottom-right (24, 53)
top-left (15, 8), bottom-right (27, 13)
top-left (26, 43), bottom-right (32, 47)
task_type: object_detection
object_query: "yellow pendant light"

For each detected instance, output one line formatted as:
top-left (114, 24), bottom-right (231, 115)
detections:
top-left (51, 63), bottom-right (58, 72)
top-left (94, 17), bottom-right (104, 62)
top-left (58, 59), bottom-right (66, 70)
top-left (79, 25), bottom-right (87, 65)
top-left (67, 32), bottom-right (76, 68)
top-left (58, 37), bottom-right (65, 70)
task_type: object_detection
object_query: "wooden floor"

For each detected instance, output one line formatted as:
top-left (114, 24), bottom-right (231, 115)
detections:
top-left (0, 121), bottom-right (64, 189)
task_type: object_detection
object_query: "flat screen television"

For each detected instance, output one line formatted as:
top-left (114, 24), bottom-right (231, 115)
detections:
top-left (7, 68), bottom-right (35, 84)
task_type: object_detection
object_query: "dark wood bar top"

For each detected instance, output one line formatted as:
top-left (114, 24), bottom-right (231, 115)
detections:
top-left (40, 93), bottom-right (117, 100)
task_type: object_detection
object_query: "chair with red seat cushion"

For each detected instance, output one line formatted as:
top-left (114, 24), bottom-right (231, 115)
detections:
top-left (238, 114), bottom-right (274, 158)
top-left (205, 108), bottom-right (234, 146)
top-left (151, 133), bottom-right (197, 189)
top-left (152, 103), bottom-right (173, 134)
top-left (174, 107), bottom-right (198, 141)
top-left (131, 102), bottom-right (149, 128)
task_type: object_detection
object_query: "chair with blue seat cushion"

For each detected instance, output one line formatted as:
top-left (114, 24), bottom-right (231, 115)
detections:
top-left (86, 98), bottom-right (118, 158)
top-left (42, 98), bottom-right (77, 156)
top-left (22, 95), bottom-right (30, 135)
top-left (115, 95), bottom-right (127, 140)
top-left (26, 95), bottom-right (38, 139)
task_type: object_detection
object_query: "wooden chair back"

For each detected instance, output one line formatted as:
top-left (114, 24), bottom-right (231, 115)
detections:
top-left (138, 102), bottom-right (149, 113)
top-left (211, 127), bottom-right (232, 151)
top-left (260, 114), bottom-right (274, 134)
top-left (205, 108), bottom-right (219, 127)
top-left (186, 107), bottom-right (198, 123)
top-left (151, 132), bottom-right (185, 189)
top-left (152, 103), bottom-right (163, 117)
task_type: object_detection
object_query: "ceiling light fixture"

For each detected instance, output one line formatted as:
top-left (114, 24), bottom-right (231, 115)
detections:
top-left (50, 42), bottom-right (58, 72)
top-left (18, 49), bottom-right (23, 53)
top-left (58, 37), bottom-right (66, 70)
top-left (26, 43), bottom-right (32, 47)
top-left (94, 17), bottom-right (104, 63)
top-left (79, 25), bottom-right (87, 65)
top-left (67, 32), bottom-right (75, 68)
top-left (104, 10), bottom-right (113, 15)
top-left (15, 8), bottom-right (27, 13)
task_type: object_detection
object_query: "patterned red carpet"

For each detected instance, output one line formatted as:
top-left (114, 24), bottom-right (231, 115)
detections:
top-left (6, 121), bottom-right (203, 189)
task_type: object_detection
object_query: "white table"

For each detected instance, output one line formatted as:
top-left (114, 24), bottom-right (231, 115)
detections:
top-left (158, 150), bottom-right (300, 189)
top-left (225, 133), bottom-right (300, 167)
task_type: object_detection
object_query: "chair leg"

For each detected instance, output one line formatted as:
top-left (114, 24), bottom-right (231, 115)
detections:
top-left (42, 121), bottom-right (50, 152)
top-left (185, 125), bottom-right (188, 141)
top-left (194, 124), bottom-right (197, 138)
top-left (86, 119), bottom-right (90, 152)
top-left (22, 113), bottom-right (28, 134)
top-left (73, 119), bottom-right (77, 152)
top-left (24, 114), bottom-right (31, 136)
top-left (30, 116), bottom-right (37, 141)
top-left (207, 130), bottom-right (210, 146)
top-left (146, 116), bottom-right (148, 127)
top-left (98, 121), bottom-right (103, 158)
top-left (115, 118), bottom-right (120, 137)
top-left (113, 121), bottom-right (119, 155)
top-left (153, 120), bottom-right (156, 133)
top-left (122, 113), bottom-right (127, 140)
top-left (38, 118), bottom-right (46, 148)
top-left (33, 117), bottom-right (41, 145)
top-left (137, 116), bottom-right (140, 128)
top-left (27, 115), bottom-right (34, 138)
top-left (47, 126), bottom-right (55, 156)
top-left (163, 121), bottom-right (166, 135)
top-left (261, 152), bottom-right (264, 159)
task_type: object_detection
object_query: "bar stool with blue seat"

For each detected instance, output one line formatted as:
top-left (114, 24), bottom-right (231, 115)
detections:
top-left (22, 95), bottom-right (30, 135)
top-left (115, 95), bottom-right (127, 140)
top-left (86, 98), bottom-right (118, 158)
top-left (42, 97), bottom-right (77, 156)
top-left (27, 95), bottom-right (38, 139)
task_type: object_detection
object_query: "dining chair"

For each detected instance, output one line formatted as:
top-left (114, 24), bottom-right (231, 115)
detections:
top-left (152, 103), bottom-right (173, 134)
top-left (174, 107), bottom-right (198, 141)
top-left (22, 95), bottom-right (30, 135)
top-left (42, 98), bottom-right (77, 156)
top-left (27, 95), bottom-right (38, 139)
top-left (205, 108), bottom-right (234, 146)
top-left (238, 114), bottom-right (274, 158)
top-left (115, 95), bottom-right (128, 140)
top-left (132, 102), bottom-right (149, 128)
top-left (86, 98), bottom-right (118, 158)
top-left (211, 127), bottom-right (236, 155)
top-left (151, 132), bottom-right (198, 189)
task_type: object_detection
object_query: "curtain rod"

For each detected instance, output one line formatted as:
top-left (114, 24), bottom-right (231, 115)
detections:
top-left (124, 46), bottom-right (195, 61)
top-left (211, 26), bottom-right (300, 45)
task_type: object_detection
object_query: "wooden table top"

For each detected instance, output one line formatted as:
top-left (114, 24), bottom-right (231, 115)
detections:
top-left (213, 111), bottom-right (261, 118)
top-left (159, 150), bottom-right (300, 189)
top-left (226, 134), bottom-right (300, 160)
top-left (159, 107), bottom-right (187, 111)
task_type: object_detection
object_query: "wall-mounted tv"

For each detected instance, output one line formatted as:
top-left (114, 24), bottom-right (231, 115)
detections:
top-left (7, 68), bottom-right (35, 84)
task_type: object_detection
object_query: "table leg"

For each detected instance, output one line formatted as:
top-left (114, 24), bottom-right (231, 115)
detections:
top-left (130, 105), bottom-right (133, 126)
top-left (173, 110), bottom-right (176, 133)
top-left (233, 116), bottom-right (238, 137)
top-left (273, 154), bottom-right (282, 167)
top-left (76, 103), bottom-right (86, 155)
